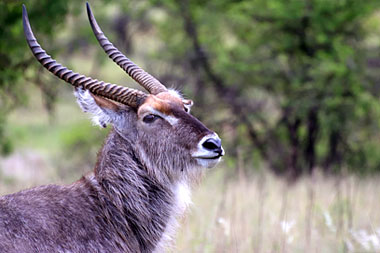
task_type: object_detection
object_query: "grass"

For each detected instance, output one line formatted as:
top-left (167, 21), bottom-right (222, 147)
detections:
top-left (176, 168), bottom-right (380, 253)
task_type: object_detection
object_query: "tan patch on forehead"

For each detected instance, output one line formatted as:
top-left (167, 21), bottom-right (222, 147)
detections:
top-left (140, 92), bottom-right (183, 115)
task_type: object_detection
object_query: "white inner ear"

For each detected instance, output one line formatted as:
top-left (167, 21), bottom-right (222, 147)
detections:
top-left (74, 88), bottom-right (112, 128)
top-left (183, 100), bottom-right (193, 113)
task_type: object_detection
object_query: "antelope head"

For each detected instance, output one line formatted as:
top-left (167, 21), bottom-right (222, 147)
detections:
top-left (22, 3), bottom-right (224, 181)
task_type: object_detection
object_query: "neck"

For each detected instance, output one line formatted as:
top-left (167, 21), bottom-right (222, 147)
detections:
top-left (91, 129), bottom-right (187, 252)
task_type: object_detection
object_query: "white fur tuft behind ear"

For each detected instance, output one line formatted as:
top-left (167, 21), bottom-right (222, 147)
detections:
top-left (74, 88), bottom-right (112, 128)
top-left (167, 88), bottom-right (193, 113)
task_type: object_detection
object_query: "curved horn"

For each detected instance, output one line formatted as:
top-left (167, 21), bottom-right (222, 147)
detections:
top-left (86, 2), bottom-right (167, 95)
top-left (22, 5), bottom-right (147, 108)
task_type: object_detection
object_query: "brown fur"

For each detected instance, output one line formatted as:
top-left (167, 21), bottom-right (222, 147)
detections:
top-left (142, 94), bottom-right (184, 115)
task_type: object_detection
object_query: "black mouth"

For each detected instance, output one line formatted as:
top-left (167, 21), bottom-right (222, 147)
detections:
top-left (196, 155), bottom-right (223, 160)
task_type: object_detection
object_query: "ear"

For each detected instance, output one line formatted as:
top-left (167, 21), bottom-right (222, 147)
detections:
top-left (74, 87), bottom-right (125, 128)
top-left (166, 88), bottom-right (193, 112)
top-left (183, 99), bottom-right (193, 113)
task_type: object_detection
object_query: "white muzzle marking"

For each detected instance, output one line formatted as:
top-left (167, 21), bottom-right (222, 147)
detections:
top-left (192, 133), bottom-right (224, 168)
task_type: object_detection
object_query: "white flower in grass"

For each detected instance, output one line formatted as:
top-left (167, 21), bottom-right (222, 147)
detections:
top-left (376, 228), bottom-right (380, 237)
top-left (369, 234), bottom-right (380, 249)
top-left (217, 217), bottom-right (230, 237)
top-left (351, 229), bottom-right (380, 251)
top-left (323, 210), bottom-right (336, 233)
top-left (287, 235), bottom-right (294, 244)
top-left (280, 220), bottom-right (295, 234)
top-left (344, 238), bottom-right (355, 252)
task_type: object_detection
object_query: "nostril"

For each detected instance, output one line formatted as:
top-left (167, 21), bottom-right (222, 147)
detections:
top-left (202, 138), bottom-right (221, 152)
top-left (203, 140), bottom-right (217, 150)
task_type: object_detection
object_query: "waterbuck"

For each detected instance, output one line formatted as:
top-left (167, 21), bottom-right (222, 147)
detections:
top-left (0, 3), bottom-right (224, 252)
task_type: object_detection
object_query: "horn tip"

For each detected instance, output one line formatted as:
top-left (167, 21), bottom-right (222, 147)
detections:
top-left (22, 4), bottom-right (35, 40)
top-left (86, 1), bottom-right (102, 36)
top-left (22, 4), bottom-right (27, 19)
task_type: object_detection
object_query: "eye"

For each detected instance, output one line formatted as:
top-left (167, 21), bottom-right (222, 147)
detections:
top-left (184, 107), bottom-right (189, 113)
top-left (143, 114), bottom-right (160, 123)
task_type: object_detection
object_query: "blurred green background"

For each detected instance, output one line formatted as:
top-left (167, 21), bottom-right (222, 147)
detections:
top-left (2, 0), bottom-right (380, 252)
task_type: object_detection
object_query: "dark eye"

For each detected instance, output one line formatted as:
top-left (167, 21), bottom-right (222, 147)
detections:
top-left (184, 107), bottom-right (189, 113)
top-left (143, 114), bottom-right (159, 123)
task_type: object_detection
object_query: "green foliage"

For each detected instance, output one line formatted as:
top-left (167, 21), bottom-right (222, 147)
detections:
top-left (0, 0), bottom-right (72, 100)
top-left (150, 0), bottom-right (380, 176)
top-left (58, 121), bottom-right (107, 179)
top-left (0, 0), bottom-right (114, 155)
top-left (0, 0), bottom-right (75, 154)
top-left (0, 116), bottom-right (12, 155)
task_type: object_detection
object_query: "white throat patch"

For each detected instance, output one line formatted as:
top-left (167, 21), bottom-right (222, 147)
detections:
top-left (154, 181), bottom-right (192, 252)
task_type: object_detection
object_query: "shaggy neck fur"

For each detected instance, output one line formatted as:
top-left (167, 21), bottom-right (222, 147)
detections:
top-left (89, 129), bottom-right (190, 252)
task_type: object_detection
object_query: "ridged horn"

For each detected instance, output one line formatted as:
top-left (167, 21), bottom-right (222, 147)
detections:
top-left (86, 2), bottom-right (168, 95)
top-left (22, 5), bottom-right (147, 108)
